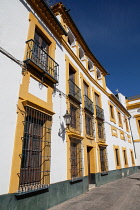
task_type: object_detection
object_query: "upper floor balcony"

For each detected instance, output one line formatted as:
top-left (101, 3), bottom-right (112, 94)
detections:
top-left (24, 39), bottom-right (59, 83)
top-left (96, 105), bottom-right (104, 120)
top-left (84, 95), bottom-right (94, 114)
top-left (69, 79), bottom-right (81, 103)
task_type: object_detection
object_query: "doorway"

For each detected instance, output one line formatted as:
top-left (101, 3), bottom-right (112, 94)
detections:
top-left (87, 146), bottom-right (92, 184)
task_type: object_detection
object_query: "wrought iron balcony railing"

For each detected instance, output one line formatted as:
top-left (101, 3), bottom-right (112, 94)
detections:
top-left (84, 95), bottom-right (94, 114)
top-left (24, 39), bottom-right (59, 83)
top-left (69, 79), bottom-right (81, 103)
top-left (96, 105), bottom-right (104, 120)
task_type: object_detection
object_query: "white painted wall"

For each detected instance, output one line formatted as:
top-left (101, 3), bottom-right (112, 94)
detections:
top-left (28, 76), bottom-right (48, 102)
top-left (0, 0), bottom-right (29, 194)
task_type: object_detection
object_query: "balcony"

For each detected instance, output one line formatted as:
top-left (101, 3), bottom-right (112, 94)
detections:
top-left (96, 105), bottom-right (104, 120)
top-left (84, 95), bottom-right (94, 114)
top-left (69, 79), bottom-right (81, 103)
top-left (24, 39), bottom-right (59, 83)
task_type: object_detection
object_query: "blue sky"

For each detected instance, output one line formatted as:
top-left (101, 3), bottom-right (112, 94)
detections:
top-left (52, 0), bottom-right (140, 97)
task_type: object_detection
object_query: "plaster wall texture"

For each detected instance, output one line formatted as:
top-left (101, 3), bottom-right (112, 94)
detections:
top-left (0, 1), bottom-right (29, 194)
top-left (28, 76), bottom-right (48, 102)
top-left (51, 40), bottom-right (67, 184)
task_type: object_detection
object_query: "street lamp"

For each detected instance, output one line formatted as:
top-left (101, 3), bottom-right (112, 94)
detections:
top-left (63, 110), bottom-right (71, 126)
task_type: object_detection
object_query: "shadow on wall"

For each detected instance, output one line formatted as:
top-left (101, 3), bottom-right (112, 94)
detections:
top-left (58, 122), bottom-right (65, 142)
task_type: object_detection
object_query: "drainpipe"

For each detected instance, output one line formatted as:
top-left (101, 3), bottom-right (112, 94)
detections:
top-left (128, 116), bottom-right (137, 159)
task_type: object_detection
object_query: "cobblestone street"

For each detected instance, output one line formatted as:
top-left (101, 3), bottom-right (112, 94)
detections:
top-left (49, 172), bottom-right (140, 210)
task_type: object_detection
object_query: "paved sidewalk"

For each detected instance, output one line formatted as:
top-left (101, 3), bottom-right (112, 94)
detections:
top-left (49, 172), bottom-right (140, 210)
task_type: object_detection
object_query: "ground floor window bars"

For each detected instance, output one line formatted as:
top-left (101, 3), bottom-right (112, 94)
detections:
top-left (70, 139), bottom-right (83, 179)
top-left (18, 106), bottom-right (52, 193)
top-left (97, 119), bottom-right (105, 140)
top-left (85, 112), bottom-right (94, 137)
top-left (99, 147), bottom-right (108, 172)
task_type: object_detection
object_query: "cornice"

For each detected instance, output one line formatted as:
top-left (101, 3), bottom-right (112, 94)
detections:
top-left (26, 0), bottom-right (67, 38)
top-left (126, 102), bottom-right (140, 110)
top-left (52, 2), bottom-right (108, 76)
top-left (109, 94), bottom-right (130, 117)
top-left (62, 39), bottom-right (109, 97)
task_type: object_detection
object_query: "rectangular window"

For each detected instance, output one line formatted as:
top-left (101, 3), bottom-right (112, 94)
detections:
top-left (131, 151), bottom-right (135, 165)
top-left (123, 149), bottom-right (128, 166)
top-left (115, 149), bottom-right (120, 166)
top-left (70, 104), bottom-right (77, 129)
top-left (110, 105), bottom-right (114, 119)
top-left (84, 82), bottom-right (88, 96)
top-left (99, 147), bottom-right (108, 172)
top-left (85, 113), bottom-right (94, 137)
top-left (70, 103), bottom-right (80, 133)
top-left (125, 118), bottom-right (129, 132)
top-left (19, 106), bottom-right (51, 193)
top-left (97, 119), bottom-right (104, 139)
top-left (118, 111), bottom-right (122, 127)
top-left (95, 93), bottom-right (100, 106)
top-left (70, 139), bottom-right (82, 179)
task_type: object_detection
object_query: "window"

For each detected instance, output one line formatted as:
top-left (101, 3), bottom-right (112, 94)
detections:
top-left (97, 68), bottom-right (101, 79)
top-left (34, 30), bottom-right (50, 70)
top-left (85, 112), bottom-right (94, 137)
top-left (110, 105), bottom-right (114, 119)
top-left (84, 82), bottom-right (88, 97)
top-left (70, 139), bottom-right (82, 179)
top-left (88, 59), bottom-right (94, 71)
top-left (109, 101), bottom-right (116, 123)
top-left (79, 45), bottom-right (84, 60)
top-left (125, 117), bottom-right (129, 132)
top-left (95, 93), bottom-right (100, 107)
top-left (68, 29), bottom-right (75, 47)
top-left (19, 106), bottom-right (52, 193)
top-left (70, 102), bottom-right (81, 133)
top-left (114, 146), bottom-right (121, 169)
top-left (70, 104), bottom-right (77, 129)
top-left (99, 147), bottom-right (108, 172)
top-left (115, 148), bottom-right (120, 167)
top-left (97, 119), bottom-right (105, 139)
top-left (130, 150), bottom-right (135, 165)
top-left (122, 148), bottom-right (128, 167)
top-left (118, 111), bottom-right (122, 127)
top-left (69, 65), bottom-right (75, 82)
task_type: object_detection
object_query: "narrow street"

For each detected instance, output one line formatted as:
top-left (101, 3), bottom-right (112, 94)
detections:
top-left (49, 171), bottom-right (140, 210)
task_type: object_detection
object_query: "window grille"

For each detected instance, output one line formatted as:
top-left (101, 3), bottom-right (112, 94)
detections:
top-left (99, 147), bottom-right (108, 172)
top-left (85, 113), bottom-right (95, 137)
top-left (70, 139), bottom-right (83, 179)
top-left (97, 119), bottom-right (106, 140)
top-left (69, 101), bottom-right (81, 134)
top-left (18, 106), bottom-right (52, 193)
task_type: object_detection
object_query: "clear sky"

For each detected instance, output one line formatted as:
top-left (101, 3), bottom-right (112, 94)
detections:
top-left (51, 0), bottom-right (140, 97)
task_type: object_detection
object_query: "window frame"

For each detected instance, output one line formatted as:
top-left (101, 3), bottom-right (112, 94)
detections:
top-left (99, 146), bottom-right (108, 173)
top-left (122, 147), bottom-right (128, 168)
top-left (18, 106), bottom-right (52, 193)
top-left (70, 138), bottom-right (83, 180)
top-left (113, 145), bottom-right (121, 169)
top-left (108, 101), bottom-right (116, 123)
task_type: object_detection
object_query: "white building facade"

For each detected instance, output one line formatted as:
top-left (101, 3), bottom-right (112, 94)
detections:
top-left (0, 1), bottom-right (138, 209)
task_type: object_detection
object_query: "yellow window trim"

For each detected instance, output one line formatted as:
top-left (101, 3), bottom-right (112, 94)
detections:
top-left (127, 134), bottom-right (132, 143)
top-left (22, 100), bottom-right (55, 116)
top-left (108, 101), bottom-right (116, 123)
top-left (120, 130), bottom-right (125, 140)
top-left (130, 149), bottom-right (135, 166)
top-left (122, 147), bottom-right (128, 168)
top-left (113, 145), bottom-right (121, 169)
top-left (111, 126), bottom-right (118, 137)
top-left (116, 108), bottom-right (123, 128)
